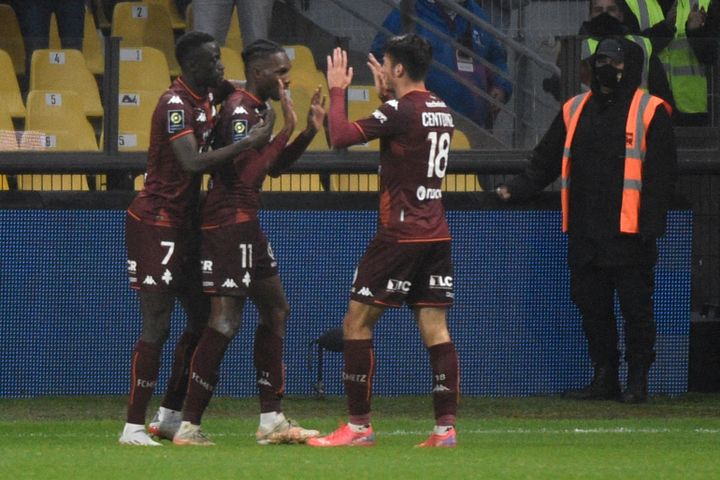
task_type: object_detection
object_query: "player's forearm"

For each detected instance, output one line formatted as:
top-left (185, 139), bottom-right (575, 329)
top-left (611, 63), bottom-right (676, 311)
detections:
top-left (269, 129), bottom-right (315, 177)
top-left (328, 87), bottom-right (365, 148)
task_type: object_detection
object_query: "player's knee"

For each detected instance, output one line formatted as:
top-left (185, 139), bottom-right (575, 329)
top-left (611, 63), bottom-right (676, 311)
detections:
top-left (209, 313), bottom-right (241, 338)
top-left (141, 321), bottom-right (171, 344)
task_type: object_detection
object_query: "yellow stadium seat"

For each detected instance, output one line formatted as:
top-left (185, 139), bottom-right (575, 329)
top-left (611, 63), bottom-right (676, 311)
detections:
top-left (268, 85), bottom-right (330, 151)
top-left (147, 0), bottom-right (185, 30)
top-left (329, 174), bottom-right (379, 192)
top-left (49, 7), bottom-right (105, 75)
top-left (225, 6), bottom-right (243, 55)
top-left (262, 174), bottom-right (324, 192)
top-left (220, 47), bottom-right (245, 82)
top-left (118, 89), bottom-right (164, 151)
top-left (0, 50), bottom-right (25, 119)
top-left (451, 129), bottom-right (471, 150)
top-left (284, 45), bottom-right (325, 91)
top-left (346, 85), bottom-right (380, 151)
top-left (119, 46), bottom-right (170, 92)
top-left (20, 90), bottom-right (99, 190)
top-left (112, 2), bottom-right (180, 76)
top-left (30, 49), bottom-right (103, 117)
top-left (442, 174), bottom-right (482, 192)
top-left (0, 4), bottom-right (26, 75)
top-left (0, 103), bottom-right (18, 150)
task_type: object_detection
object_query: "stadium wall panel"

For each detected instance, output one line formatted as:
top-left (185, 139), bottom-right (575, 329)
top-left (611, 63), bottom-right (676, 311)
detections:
top-left (0, 209), bottom-right (691, 397)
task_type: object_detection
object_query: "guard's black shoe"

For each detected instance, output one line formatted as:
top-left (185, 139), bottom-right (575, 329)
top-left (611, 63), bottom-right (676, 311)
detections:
top-left (562, 365), bottom-right (621, 400)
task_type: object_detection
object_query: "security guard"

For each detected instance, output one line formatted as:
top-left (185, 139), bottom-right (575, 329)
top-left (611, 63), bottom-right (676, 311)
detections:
top-left (497, 37), bottom-right (677, 403)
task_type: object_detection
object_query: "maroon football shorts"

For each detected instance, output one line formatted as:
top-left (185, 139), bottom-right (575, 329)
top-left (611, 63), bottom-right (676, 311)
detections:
top-left (125, 213), bottom-right (202, 294)
top-left (350, 237), bottom-right (454, 308)
top-left (200, 219), bottom-right (279, 296)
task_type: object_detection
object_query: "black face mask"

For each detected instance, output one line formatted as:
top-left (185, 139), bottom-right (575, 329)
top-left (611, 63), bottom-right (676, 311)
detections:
top-left (588, 12), bottom-right (628, 35)
top-left (594, 63), bottom-right (623, 89)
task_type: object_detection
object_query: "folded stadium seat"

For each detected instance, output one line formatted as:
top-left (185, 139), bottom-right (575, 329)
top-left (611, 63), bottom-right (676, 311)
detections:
top-left (112, 2), bottom-right (180, 76)
top-left (442, 129), bottom-right (482, 192)
top-left (30, 49), bottom-right (104, 118)
top-left (0, 50), bottom-right (26, 119)
top-left (262, 174), bottom-right (324, 192)
top-left (48, 7), bottom-right (105, 75)
top-left (220, 47), bottom-right (245, 82)
top-left (19, 90), bottom-right (99, 190)
top-left (346, 85), bottom-right (380, 151)
top-left (119, 47), bottom-right (171, 92)
top-left (118, 89), bottom-right (164, 151)
top-left (146, 0), bottom-right (186, 30)
top-left (284, 45), bottom-right (325, 91)
top-left (0, 4), bottom-right (25, 76)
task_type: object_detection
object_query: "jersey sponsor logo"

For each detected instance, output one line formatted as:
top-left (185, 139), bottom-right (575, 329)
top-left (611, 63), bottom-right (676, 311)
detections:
top-left (372, 109), bottom-right (388, 124)
top-left (167, 95), bottom-right (183, 105)
top-left (385, 99), bottom-right (399, 110)
top-left (129, 277), bottom-right (137, 283)
top-left (242, 271), bottom-right (252, 287)
top-left (127, 260), bottom-right (137, 273)
top-left (425, 100), bottom-right (447, 108)
top-left (386, 278), bottom-right (411, 293)
top-left (167, 110), bottom-right (185, 133)
top-left (232, 119), bottom-right (248, 142)
top-left (221, 278), bottom-right (239, 288)
top-left (161, 269), bottom-right (173, 285)
top-left (233, 106), bottom-right (249, 115)
top-left (446, 292), bottom-right (454, 298)
top-left (201, 260), bottom-right (213, 273)
top-left (142, 275), bottom-right (157, 285)
top-left (356, 286), bottom-right (373, 297)
top-left (202, 281), bottom-right (214, 287)
top-left (416, 186), bottom-right (442, 201)
top-left (422, 112), bottom-right (454, 128)
top-left (429, 275), bottom-right (453, 289)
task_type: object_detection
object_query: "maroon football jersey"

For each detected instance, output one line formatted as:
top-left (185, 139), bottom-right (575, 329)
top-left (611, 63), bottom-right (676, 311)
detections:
top-left (354, 90), bottom-right (454, 242)
top-left (202, 89), bottom-right (310, 227)
top-left (128, 77), bottom-right (216, 227)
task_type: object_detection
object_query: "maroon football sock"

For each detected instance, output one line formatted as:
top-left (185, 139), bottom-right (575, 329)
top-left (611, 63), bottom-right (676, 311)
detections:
top-left (126, 340), bottom-right (162, 425)
top-left (254, 324), bottom-right (285, 413)
top-left (182, 327), bottom-right (231, 425)
top-left (343, 339), bottom-right (374, 426)
top-left (160, 331), bottom-right (200, 411)
top-left (428, 342), bottom-right (459, 426)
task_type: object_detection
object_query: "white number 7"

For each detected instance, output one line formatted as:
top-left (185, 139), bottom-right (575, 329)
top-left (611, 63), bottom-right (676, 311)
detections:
top-left (160, 241), bottom-right (175, 265)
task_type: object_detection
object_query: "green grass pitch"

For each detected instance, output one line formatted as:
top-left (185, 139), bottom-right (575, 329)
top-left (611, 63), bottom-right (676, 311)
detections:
top-left (1, 395), bottom-right (719, 479)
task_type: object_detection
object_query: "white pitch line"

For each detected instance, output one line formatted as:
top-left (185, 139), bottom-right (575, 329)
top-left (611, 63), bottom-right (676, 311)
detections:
top-left (1, 428), bottom-right (718, 440)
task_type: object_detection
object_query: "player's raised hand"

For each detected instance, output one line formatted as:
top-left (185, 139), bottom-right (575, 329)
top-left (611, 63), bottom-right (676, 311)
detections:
top-left (367, 53), bottom-right (392, 101)
top-left (246, 105), bottom-right (275, 149)
top-left (306, 85), bottom-right (326, 134)
top-left (278, 78), bottom-right (297, 136)
top-left (326, 47), bottom-right (353, 89)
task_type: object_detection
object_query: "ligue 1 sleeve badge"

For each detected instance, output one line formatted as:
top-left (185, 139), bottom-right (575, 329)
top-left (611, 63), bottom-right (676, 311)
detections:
top-left (232, 119), bottom-right (248, 142)
top-left (167, 110), bottom-right (185, 133)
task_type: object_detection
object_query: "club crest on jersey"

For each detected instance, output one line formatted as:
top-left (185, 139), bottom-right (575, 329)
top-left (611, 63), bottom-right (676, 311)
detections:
top-left (232, 119), bottom-right (248, 142)
top-left (167, 110), bottom-right (185, 133)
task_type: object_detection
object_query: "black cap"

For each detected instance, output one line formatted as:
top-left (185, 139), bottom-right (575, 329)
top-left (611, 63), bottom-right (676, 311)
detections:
top-left (595, 38), bottom-right (624, 61)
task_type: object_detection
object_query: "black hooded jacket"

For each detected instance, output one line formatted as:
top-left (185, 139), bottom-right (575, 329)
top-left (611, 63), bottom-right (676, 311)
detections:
top-left (506, 37), bottom-right (677, 267)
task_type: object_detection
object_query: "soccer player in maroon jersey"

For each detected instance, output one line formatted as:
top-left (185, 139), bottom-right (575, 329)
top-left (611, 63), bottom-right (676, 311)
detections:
top-left (172, 40), bottom-right (326, 446)
top-left (307, 35), bottom-right (459, 448)
top-left (119, 31), bottom-right (274, 446)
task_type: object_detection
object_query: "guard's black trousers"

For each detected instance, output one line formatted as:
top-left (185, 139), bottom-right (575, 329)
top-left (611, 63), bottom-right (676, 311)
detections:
top-left (570, 262), bottom-right (656, 368)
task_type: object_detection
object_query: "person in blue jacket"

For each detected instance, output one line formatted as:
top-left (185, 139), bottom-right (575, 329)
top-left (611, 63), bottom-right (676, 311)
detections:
top-left (370, 0), bottom-right (512, 130)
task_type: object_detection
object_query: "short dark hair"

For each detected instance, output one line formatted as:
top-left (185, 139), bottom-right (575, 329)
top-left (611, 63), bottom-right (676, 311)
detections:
top-left (383, 34), bottom-right (432, 81)
top-left (175, 31), bottom-right (216, 69)
top-left (241, 39), bottom-right (286, 67)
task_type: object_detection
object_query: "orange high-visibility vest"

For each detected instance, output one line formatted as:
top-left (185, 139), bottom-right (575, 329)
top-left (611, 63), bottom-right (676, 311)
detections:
top-left (561, 89), bottom-right (670, 233)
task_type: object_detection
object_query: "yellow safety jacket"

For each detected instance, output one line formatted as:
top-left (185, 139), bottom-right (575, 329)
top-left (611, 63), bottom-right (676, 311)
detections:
top-left (658, 0), bottom-right (711, 113)
top-left (561, 89), bottom-right (670, 233)
top-left (625, 0), bottom-right (666, 30)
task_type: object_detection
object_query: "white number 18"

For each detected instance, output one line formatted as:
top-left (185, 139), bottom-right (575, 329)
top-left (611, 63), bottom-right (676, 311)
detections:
top-left (427, 131), bottom-right (450, 178)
